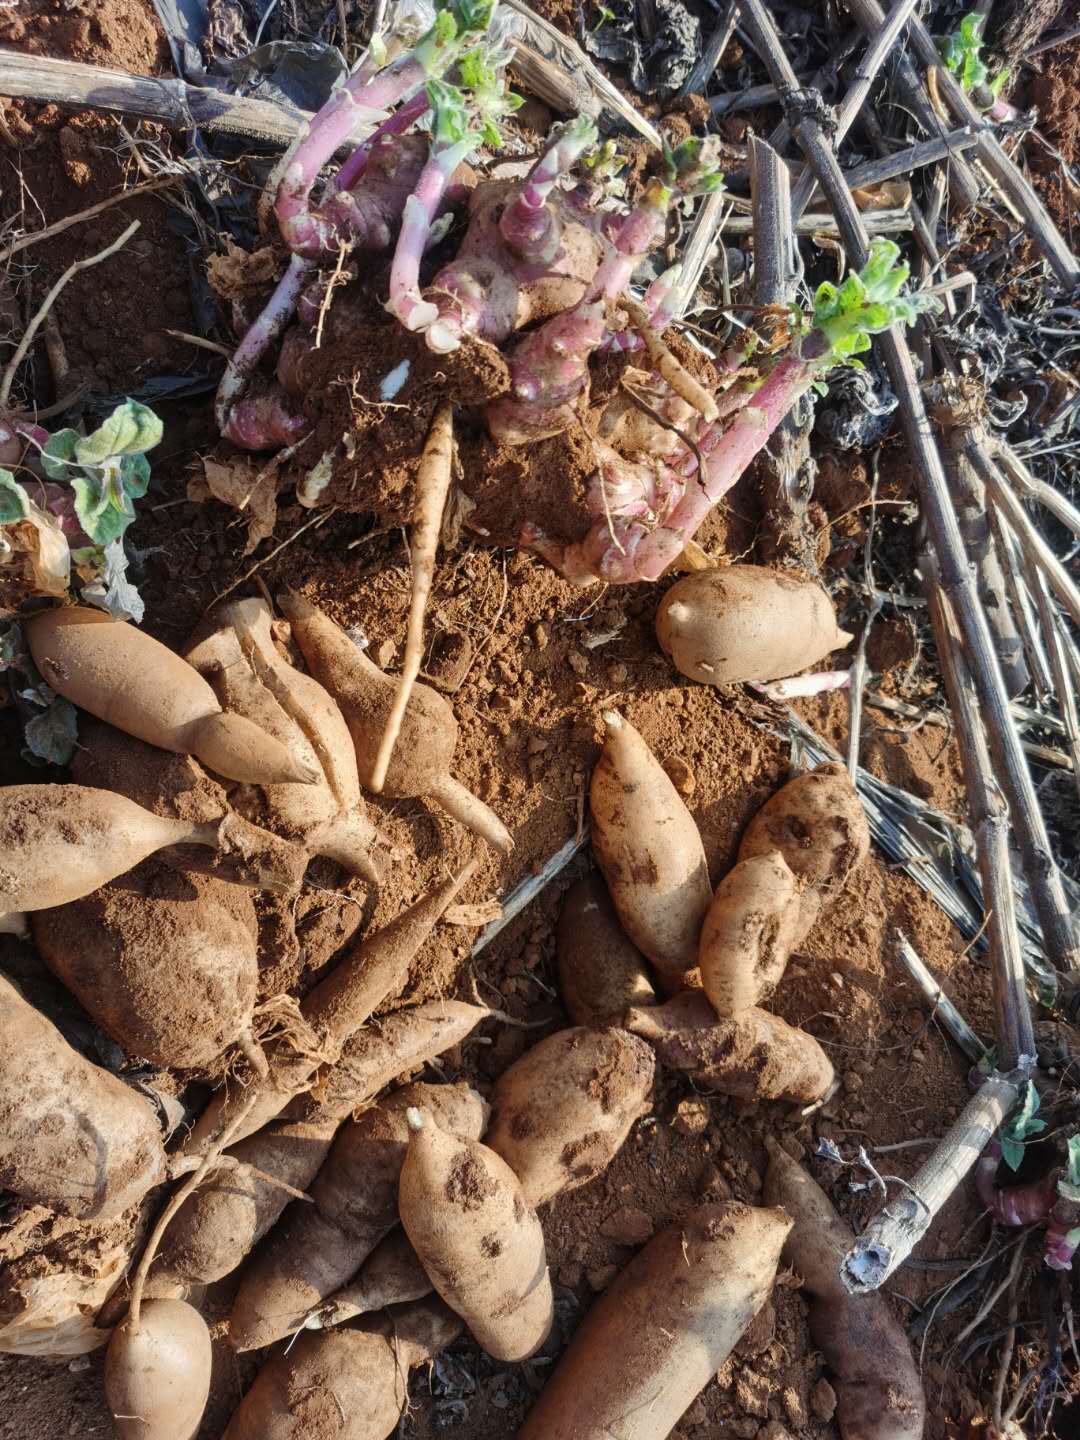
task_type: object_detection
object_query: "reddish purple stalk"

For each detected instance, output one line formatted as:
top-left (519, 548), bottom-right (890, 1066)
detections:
top-left (974, 1139), bottom-right (1080, 1272)
top-left (216, 254), bottom-right (313, 435)
top-left (332, 90), bottom-right (429, 196)
top-left (497, 118), bottom-right (597, 265)
top-left (387, 135), bottom-right (474, 333)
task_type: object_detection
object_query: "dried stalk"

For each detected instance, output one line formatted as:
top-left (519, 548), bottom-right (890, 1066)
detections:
top-left (733, 0), bottom-right (1080, 977)
top-left (893, 929), bottom-right (987, 1064)
top-left (840, 1070), bottom-right (1021, 1294)
top-left (995, 441), bottom-right (1080, 544)
top-left (1032, 574), bottom-right (1080, 804)
top-left (841, 0), bottom-right (983, 213)
top-left (677, 0), bottom-right (737, 99)
top-left (837, 128), bottom-right (980, 192)
top-left (990, 510), bottom-right (1055, 695)
top-left (789, 0), bottom-right (923, 220)
top-left (750, 136), bottom-right (817, 573)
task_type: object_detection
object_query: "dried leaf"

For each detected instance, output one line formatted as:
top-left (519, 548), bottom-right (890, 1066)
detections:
top-left (207, 239), bottom-right (283, 301)
top-left (444, 901), bottom-right (504, 927)
top-left (190, 456), bottom-right (278, 555)
top-left (851, 180), bottom-right (912, 213)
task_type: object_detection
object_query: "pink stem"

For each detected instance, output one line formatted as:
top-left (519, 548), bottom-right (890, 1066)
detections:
top-left (387, 139), bottom-right (472, 332)
top-left (332, 90), bottom-right (429, 195)
top-left (216, 253), bottom-right (314, 433)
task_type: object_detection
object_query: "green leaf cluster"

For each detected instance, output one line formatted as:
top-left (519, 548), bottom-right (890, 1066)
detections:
top-left (1000, 1081), bottom-right (1046, 1171)
top-left (940, 12), bottom-right (1009, 99)
top-left (662, 136), bottom-right (724, 197)
top-left (39, 399), bottom-right (161, 548)
top-left (811, 239), bottom-right (942, 366)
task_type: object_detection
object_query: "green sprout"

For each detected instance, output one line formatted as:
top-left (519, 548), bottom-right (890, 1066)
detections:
top-left (940, 13), bottom-right (1009, 101)
top-left (811, 239), bottom-right (942, 367)
top-left (456, 46), bottom-right (522, 146)
top-left (590, 5), bottom-right (615, 33)
top-left (1000, 1081), bottom-right (1046, 1171)
top-left (662, 136), bottom-right (725, 196)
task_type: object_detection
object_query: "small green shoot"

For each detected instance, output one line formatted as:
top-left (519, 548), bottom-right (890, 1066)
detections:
top-left (940, 13), bottom-right (1009, 101)
top-left (811, 238), bottom-right (942, 367)
top-left (1000, 1081), bottom-right (1046, 1171)
top-left (590, 5), bottom-right (615, 32)
top-left (41, 398), bottom-right (162, 549)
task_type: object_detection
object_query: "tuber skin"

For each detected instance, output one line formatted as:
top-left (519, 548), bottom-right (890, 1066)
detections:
top-left (486, 1027), bottom-right (655, 1207)
top-left (0, 973), bottom-right (167, 1219)
top-left (399, 1107), bottom-right (554, 1361)
top-left (309, 1228), bottom-right (432, 1328)
top-left (229, 1081), bottom-right (488, 1351)
top-left (222, 1297), bottom-right (463, 1440)
top-left (181, 864), bottom-right (476, 1157)
top-left (0, 783), bottom-right (269, 926)
top-left (26, 608), bottom-right (318, 787)
top-left (738, 762), bottom-right (871, 940)
top-left (655, 565), bottom-right (853, 688)
top-left (104, 1298), bottom-right (212, 1440)
top-left (518, 1202), bottom-right (792, 1440)
top-left (185, 596), bottom-right (385, 883)
top-left (589, 710), bottom-right (711, 993)
top-left (557, 872), bottom-right (657, 1026)
top-left (626, 990), bottom-right (835, 1104)
top-left (150, 1003), bottom-right (489, 1293)
top-left (698, 852), bottom-right (803, 1019)
top-left (31, 861), bottom-right (259, 1070)
top-left (279, 592), bottom-right (513, 852)
top-left (764, 1138), bottom-right (926, 1440)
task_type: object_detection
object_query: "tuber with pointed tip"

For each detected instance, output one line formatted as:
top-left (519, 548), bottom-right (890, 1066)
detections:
top-left (399, 1106), bottom-right (553, 1361)
top-left (0, 973), bottom-right (167, 1218)
top-left (589, 710), bottom-right (711, 992)
top-left (229, 1081), bottom-right (488, 1351)
top-left (222, 1296), bottom-right (463, 1440)
top-left (307, 1228), bottom-right (432, 1329)
top-left (737, 762), bottom-right (870, 940)
top-left (26, 607), bottom-right (317, 786)
top-left (556, 871), bottom-right (657, 1026)
top-left (764, 1137), bottom-right (926, 1440)
top-left (518, 1202), bottom-right (792, 1439)
top-left (486, 1027), bottom-right (655, 1207)
top-left (698, 852), bottom-right (803, 1019)
top-left (31, 862), bottom-right (258, 1070)
top-left (185, 596), bottom-right (384, 882)
top-left (626, 989), bottom-right (834, 1104)
top-left (104, 1299), bottom-right (212, 1440)
top-left (656, 565), bottom-right (853, 687)
top-left (279, 592), bottom-right (512, 852)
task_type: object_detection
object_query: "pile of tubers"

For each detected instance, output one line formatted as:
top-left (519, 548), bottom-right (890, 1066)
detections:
top-left (0, 555), bottom-right (927, 1440)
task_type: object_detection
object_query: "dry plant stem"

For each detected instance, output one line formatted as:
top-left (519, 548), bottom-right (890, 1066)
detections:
top-left (670, 189), bottom-right (727, 317)
top-left (128, 1082), bottom-right (263, 1330)
top-left (925, 562), bottom-right (1036, 1070)
top-left (734, 0), bottom-right (1080, 977)
top-left (750, 136), bottom-right (818, 575)
top-left (0, 219), bottom-right (139, 409)
top-left (722, 209), bottom-right (913, 236)
top-left (1032, 574), bottom-right (1080, 808)
top-left (677, 0), bottom-right (737, 99)
top-left (840, 0), bottom-right (983, 213)
top-left (893, 929), bottom-right (987, 1064)
top-left (855, 0), bottom-right (1080, 286)
top-left (840, 1070), bottom-right (1022, 1294)
top-left (0, 175), bottom-right (177, 265)
top-left (818, 128), bottom-right (981, 196)
top-left (995, 442), bottom-right (1080, 543)
top-left (371, 404), bottom-right (455, 793)
top-left (970, 440), bottom-right (1080, 630)
top-left (788, 0), bottom-right (923, 221)
top-left (991, 511), bottom-right (1054, 696)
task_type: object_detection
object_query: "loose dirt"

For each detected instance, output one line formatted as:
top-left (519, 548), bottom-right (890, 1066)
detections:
top-left (1, 0), bottom-right (1076, 1437)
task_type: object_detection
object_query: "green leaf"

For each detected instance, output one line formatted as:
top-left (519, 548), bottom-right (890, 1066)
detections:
top-left (1000, 1135), bottom-right (1024, 1172)
top-left (41, 428), bottom-right (79, 481)
top-left (119, 452), bottom-right (151, 500)
top-left (1066, 1226), bottom-right (1080, 1250)
top-left (71, 473), bottom-right (132, 547)
top-left (75, 399), bottom-right (162, 466)
top-left (1067, 1135), bottom-right (1080, 1188)
top-left (989, 67), bottom-right (1009, 98)
top-left (0, 469), bottom-right (30, 524)
top-left (23, 697), bottom-right (78, 766)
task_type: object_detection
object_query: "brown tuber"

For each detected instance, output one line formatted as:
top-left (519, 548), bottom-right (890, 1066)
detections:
top-left (104, 1299), bottom-right (212, 1440)
top-left (518, 1202), bottom-right (792, 1439)
top-left (556, 872), bottom-right (657, 1025)
top-left (26, 606), bottom-right (317, 786)
top-left (626, 990), bottom-right (834, 1104)
top-left (486, 1027), bottom-right (655, 1207)
top-left (764, 1139), bottom-right (926, 1440)
top-left (655, 565), bottom-right (852, 687)
top-left (278, 592), bottom-right (513, 853)
top-left (698, 852), bottom-right (803, 1018)
top-left (0, 973), bottom-right (167, 1218)
top-left (589, 711), bottom-right (711, 993)
top-left (738, 762), bottom-right (870, 938)
top-left (399, 1107), bottom-right (553, 1361)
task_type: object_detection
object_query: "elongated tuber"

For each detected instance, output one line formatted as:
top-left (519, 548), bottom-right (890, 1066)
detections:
top-left (764, 1138), bottom-right (926, 1440)
top-left (229, 1081), bottom-right (487, 1350)
top-left (104, 1299), bottom-right (212, 1440)
top-left (556, 872), bottom-right (657, 1026)
top-left (26, 607), bottom-right (317, 786)
top-left (626, 990), bottom-right (834, 1103)
top-left (486, 1027), bottom-right (654, 1207)
top-left (518, 1202), bottom-right (792, 1439)
top-left (308, 1229), bottom-right (432, 1328)
top-left (399, 1107), bottom-right (553, 1361)
top-left (278, 592), bottom-right (512, 853)
top-left (0, 973), bottom-right (167, 1218)
top-left (698, 852), bottom-right (802, 1018)
top-left (589, 711), bottom-right (711, 992)
top-left (656, 565), bottom-right (853, 687)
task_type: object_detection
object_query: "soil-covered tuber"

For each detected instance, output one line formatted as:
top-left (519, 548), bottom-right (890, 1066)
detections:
top-left (698, 852), bottom-right (803, 1018)
top-left (556, 872), bottom-right (657, 1026)
top-left (104, 1298), bottom-right (212, 1440)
